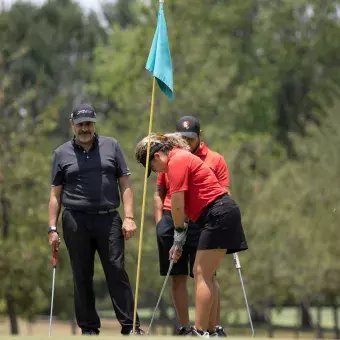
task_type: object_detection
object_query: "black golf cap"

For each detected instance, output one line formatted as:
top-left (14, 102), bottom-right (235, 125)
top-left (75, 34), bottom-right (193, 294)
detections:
top-left (139, 143), bottom-right (163, 178)
top-left (176, 116), bottom-right (200, 139)
top-left (71, 104), bottom-right (97, 124)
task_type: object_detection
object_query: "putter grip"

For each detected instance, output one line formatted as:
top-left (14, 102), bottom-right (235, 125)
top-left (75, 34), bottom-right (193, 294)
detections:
top-left (233, 253), bottom-right (241, 269)
top-left (52, 249), bottom-right (58, 268)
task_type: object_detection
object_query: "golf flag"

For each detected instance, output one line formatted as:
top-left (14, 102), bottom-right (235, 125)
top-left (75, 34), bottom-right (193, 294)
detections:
top-left (145, 1), bottom-right (174, 100)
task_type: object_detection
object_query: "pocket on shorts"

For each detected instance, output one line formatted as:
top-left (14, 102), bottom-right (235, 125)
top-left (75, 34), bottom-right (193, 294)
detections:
top-left (209, 195), bottom-right (238, 219)
top-left (156, 215), bottom-right (174, 237)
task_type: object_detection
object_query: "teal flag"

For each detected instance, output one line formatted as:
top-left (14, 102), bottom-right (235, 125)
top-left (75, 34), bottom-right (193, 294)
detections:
top-left (145, 2), bottom-right (174, 100)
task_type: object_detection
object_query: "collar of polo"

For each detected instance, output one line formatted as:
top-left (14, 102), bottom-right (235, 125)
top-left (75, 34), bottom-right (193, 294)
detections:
top-left (72, 133), bottom-right (98, 151)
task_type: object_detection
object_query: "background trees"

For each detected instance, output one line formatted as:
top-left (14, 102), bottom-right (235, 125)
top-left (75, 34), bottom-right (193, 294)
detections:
top-left (1, 0), bottom-right (340, 335)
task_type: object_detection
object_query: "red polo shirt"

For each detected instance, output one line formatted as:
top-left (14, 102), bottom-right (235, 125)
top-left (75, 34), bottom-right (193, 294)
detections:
top-left (156, 142), bottom-right (230, 211)
top-left (167, 148), bottom-right (227, 222)
top-left (157, 172), bottom-right (171, 211)
top-left (195, 142), bottom-right (230, 188)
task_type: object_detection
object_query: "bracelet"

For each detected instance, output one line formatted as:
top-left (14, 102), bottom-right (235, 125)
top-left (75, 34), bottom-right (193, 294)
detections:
top-left (125, 216), bottom-right (134, 220)
top-left (48, 226), bottom-right (58, 234)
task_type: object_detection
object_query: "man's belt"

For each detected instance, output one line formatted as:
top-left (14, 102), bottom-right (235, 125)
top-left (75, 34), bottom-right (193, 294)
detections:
top-left (85, 208), bottom-right (116, 215)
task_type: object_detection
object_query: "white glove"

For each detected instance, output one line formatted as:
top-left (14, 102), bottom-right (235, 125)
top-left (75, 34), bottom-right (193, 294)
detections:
top-left (173, 222), bottom-right (188, 249)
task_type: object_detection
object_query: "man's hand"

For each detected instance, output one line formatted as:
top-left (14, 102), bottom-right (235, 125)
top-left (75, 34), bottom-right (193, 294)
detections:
top-left (155, 214), bottom-right (163, 225)
top-left (122, 217), bottom-right (137, 240)
top-left (49, 231), bottom-right (60, 252)
top-left (154, 186), bottom-right (166, 224)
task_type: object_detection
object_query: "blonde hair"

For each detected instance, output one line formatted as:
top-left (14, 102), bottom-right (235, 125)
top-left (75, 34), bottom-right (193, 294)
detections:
top-left (135, 132), bottom-right (190, 166)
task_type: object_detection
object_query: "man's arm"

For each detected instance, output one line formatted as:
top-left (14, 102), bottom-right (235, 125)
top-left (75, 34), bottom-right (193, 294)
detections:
top-left (118, 175), bottom-right (135, 219)
top-left (48, 185), bottom-right (62, 252)
top-left (154, 186), bottom-right (166, 224)
top-left (48, 185), bottom-right (63, 227)
top-left (215, 156), bottom-right (231, 195)
top-left (118, 175), bottom-right (136, 240)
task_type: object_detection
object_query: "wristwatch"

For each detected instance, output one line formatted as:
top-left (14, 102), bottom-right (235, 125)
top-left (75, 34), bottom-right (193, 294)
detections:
top-left (48, 226), bottom-right (58, 234)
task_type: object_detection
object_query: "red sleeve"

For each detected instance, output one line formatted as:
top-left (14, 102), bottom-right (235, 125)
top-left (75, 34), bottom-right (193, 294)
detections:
top-left (167, 155), bottom-right (190, 195)
top-left (156, 173), bottom-right (166, 187)
top-left (215, 156), bottom-right (230, 187)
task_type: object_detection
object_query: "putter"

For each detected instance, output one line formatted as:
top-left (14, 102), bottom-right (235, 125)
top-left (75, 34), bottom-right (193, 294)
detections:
top-left (48, 249), bottom-right (58, 337)
top-left (233, 252), bottom-right (254, 337)
top-left (146, 247), bottom-right (177, 335)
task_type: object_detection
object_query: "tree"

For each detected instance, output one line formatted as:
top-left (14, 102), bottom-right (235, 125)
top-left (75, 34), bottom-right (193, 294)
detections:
top-left (91, 0), bottom-right (340, 154)
top-left (90, 0), bottom-right (340, 326)
top-left (0, 0), bottom-right (107, 333)
top-left (101, 0), bottom-right (140, 29)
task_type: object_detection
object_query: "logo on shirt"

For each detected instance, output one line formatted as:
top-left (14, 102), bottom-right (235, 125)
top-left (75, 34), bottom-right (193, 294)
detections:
top-left (182, 121), bottom-right (190, 130)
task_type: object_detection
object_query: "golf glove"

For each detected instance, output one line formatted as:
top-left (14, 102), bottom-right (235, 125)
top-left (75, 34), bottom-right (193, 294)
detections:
top-left (173, 222), bottom-right (188, 249)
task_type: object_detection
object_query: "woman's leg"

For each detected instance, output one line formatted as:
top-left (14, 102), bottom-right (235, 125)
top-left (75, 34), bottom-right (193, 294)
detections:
top-left (207, 275), bottom-right (219, 331)
top-left (193, 249), bottom-right (226, 331)
top-left (171, 275), bottom-right (190, 326)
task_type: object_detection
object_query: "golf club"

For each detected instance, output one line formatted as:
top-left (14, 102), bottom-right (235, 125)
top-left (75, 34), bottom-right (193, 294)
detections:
top-left (48, 248), bottom-right (58, 337)
top-left (146, 247), bottom-right (177, 335)
top-left (233, 252), bottom-right (254, 337)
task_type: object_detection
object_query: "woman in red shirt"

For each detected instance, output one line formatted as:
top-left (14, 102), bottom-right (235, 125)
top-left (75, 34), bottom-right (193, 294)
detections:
top-left (135, 133), bottom-right (248, 337)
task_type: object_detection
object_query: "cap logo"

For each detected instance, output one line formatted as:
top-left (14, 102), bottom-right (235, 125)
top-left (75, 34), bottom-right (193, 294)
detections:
top-left (77, 109), bottom-right (96, 116)
top-left (182, 121), bottom-right (190, 130)
top-left (71, 109), bottom-right (96, 119)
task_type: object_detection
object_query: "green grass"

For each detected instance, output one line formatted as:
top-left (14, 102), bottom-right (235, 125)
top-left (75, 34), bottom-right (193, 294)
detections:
top-left (1, 306), bottom-right (339, 338)
top-left (98, 306), bottom-right (340, 329)
top-left (0, 337), bottom-right (313, 340)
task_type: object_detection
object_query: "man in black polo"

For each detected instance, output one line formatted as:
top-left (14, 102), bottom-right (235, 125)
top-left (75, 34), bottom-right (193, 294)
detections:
top-left (48, 104), bottom-right (143, 336)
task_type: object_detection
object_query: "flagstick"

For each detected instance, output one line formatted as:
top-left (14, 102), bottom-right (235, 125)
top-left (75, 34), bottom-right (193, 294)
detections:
top-left (132, 77), bottom-right (157, 334)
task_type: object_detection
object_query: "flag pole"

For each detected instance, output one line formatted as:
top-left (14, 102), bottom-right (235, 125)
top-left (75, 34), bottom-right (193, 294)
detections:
top-left (132, 76), bottom-right (157, 333)
top-left (133, 0), bottom-right (172, 331)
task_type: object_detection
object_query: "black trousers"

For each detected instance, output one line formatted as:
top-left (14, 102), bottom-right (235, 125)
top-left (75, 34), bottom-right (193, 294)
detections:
top-left (62, 209), bottom-right (140, 334)
top-left (156, 210), bottom-right (200, 278)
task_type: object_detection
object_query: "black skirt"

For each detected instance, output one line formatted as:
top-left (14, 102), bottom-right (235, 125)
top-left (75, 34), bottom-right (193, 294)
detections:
top-left (196, 194), bottom-right (248, 254)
